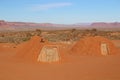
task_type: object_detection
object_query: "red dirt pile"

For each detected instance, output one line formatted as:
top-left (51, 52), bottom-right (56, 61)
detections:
top-left (15, 36), bottom-right (64, 63)
top-left (71, 36), bottom-right (118, 56)
top-left (15, 36), bottom-right (44, 62)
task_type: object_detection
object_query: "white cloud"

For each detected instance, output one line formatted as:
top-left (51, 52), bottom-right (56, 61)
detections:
top-left (30, 2), bottom-right (72, 11)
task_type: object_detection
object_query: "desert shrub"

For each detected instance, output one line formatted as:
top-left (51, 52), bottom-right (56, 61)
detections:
top-left (1, 34), bottom-right (5, 37)
top-left (22, 37), bottom-right (30, 41)
top-left (91, 28), bottom-right (97, 32)
top-left (71, 28), bottom-right (76, 33)
top-left (36, 29), bottom-right (42, 36)
top-left (26, 33), bottom-right (32, 37)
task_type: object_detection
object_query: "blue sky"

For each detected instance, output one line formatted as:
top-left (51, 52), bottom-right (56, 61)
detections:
top-left (0, 0), bottom-right (120, 24)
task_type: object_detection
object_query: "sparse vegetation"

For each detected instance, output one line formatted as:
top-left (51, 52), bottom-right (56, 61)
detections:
top-left (0, 30), bottom-right (120, 43)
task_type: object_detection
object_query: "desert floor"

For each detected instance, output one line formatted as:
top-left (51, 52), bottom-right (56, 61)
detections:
top-left (0, 40), bottom-right (120, 80)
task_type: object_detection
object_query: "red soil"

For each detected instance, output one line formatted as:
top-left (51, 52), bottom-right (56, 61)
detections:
top-left (0, 43), bottom-right (16, 53)
top-left (0, 36), bottom-right (120, 80)
top-left (71, 36), bottom-right (118, 56)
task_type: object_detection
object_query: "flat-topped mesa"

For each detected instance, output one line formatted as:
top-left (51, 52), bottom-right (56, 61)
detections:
top-left (0, 20), bottom-right (6, 25)
top-left (91, 22), bottom-right (120, 28)
top-left (0, 20), bottom-right (5, 22)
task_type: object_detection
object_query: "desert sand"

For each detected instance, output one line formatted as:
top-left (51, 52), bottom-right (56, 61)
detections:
top-left (0, 36), bottom-right (120, 80)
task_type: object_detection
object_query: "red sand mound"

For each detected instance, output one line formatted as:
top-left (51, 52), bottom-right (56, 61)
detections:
top-left (71, 36), bottom-right (118, 56)
top-left (15, 36), bottom-right (64, 63)
top-left (15, 36), bottom-right (44, 62)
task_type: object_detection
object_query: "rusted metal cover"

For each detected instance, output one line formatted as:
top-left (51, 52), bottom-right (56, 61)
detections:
top-left (37, 45), bottom-right (60, 62)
